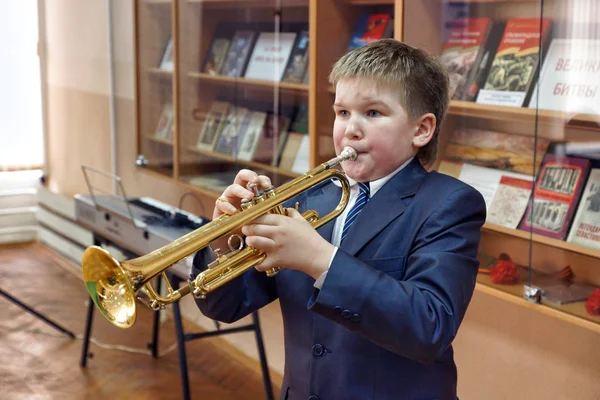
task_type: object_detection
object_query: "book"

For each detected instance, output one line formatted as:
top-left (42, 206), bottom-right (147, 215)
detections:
top-left (291, 134), bottom-right (310, 173)
top-left (196, 101), bottom-right (230, 151)
top-left (282, 30), bottom-right (309, 84)
top-left (540, 282), bottom-right (597, 305)
top-left (443, 128), bottom-right (550, 175)
top-left (237, 111), bottom-right (268, 161)
top-left (476, 18), bottom-right (552, 107)
top-left (290, 103), bottom-right (309, 134)
top-left (440, 18), bottom-right (493, 100)
top-left (462, 21), bottom-right (506, 102)
top-left (567, 168), bottom-right (600, 250)
top-left (253, 113), bottom-right (291, 165)
top-left (202, 36), bottom-right (231, 75)
top-left (528, 38), bottom-right (600, 115)
top-left (159, 37), bottom-right (174, 71)
top-left (487, 176), bottom-right (534, 229)
top-left (279, 132), bottom-right (306, 170)
top-left (154, 104), bottom-right (174, 140)
top-left (456, 163), bottom-right (533, 211)
top-left (220, 30), bottom-right (257, 77)
top-left (519, 154), bottom-right (591, 240)
top-left (244, 32), bottom-right (298, 82)
top-left (214, 106), bottom-right (250, 157)
top-left (347, 13), bottom-right (392, 52)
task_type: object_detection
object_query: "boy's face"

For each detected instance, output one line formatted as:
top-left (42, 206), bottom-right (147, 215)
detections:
top-left (333, 78), bottom-right (426, 182)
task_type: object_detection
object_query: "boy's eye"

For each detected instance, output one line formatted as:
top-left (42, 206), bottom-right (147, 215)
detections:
top-left (366, 110), bottom-right (381, 117)
top-left (337, 110), bottom-right (349, 117)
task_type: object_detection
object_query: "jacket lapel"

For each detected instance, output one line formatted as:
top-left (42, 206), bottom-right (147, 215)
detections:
top-left (303, 182), bottom-right (341, 242)
top-left (340, 158), bottom-right (427, 256)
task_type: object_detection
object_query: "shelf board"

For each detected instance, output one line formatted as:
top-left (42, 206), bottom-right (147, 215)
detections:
top-left (347, 0), bottom-right (394, 4)
top-left (438, 0), bottom-right (536, 3)
top-left (187, 0), bottom-right (308, 8)
top-left (449, 100), bottom-right (600, 133)
top-left (475, 277), bottom-right (600, 333)
top-left (145, 0), bottom-right (172, 4)
top-left (187, 145), bottom-right (300, 177)
top-left (325, 88), bottom-right (600, 133)
top-left (188, 72), bottom-right (309, 96)
top-left (147, 68), bottom-right (174, 78)
top-left (145, 135), bottom-right (173, 146)
top-left (483, 222), bottom-right (600, 260)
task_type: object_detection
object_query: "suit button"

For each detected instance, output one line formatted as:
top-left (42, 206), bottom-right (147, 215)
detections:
top-left (308, 396), bottom-right (320, 400)
top-left (350, 313), bottom-right (361, 323)
top-left (333, 306), bottom-right (343, 315)
top-left (312, 343), bottom-right (325, 356)
top-left (341, 309), bottom-right (352, 319)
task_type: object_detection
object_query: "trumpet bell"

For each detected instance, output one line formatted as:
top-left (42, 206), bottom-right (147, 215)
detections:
top-left (82, 246), bottom-right (137, 328)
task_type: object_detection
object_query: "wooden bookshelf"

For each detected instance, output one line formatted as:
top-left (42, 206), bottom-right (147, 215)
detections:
top-left (474, 281), bottom-right (600, 334)
top-left (187, 72), bottom-right (309, 97)
top-left (449, 101), bottom-right (600, 134)
top-left (133, 0), bottom-right (600, 331)
top-left (147, 68), bottom-right (173, 78)
top-left (187, 146), bottom-right (300, 177)
top-left (483, 222), bottom-right (600, 261)
top-left (187, 0), bottom-right (309, 8)
top-left (145, 135), bottom-right (174, 146)
top-left (348, 0), bottom-right (395, 4)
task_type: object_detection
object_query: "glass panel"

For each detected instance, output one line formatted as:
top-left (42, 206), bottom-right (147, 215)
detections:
top-left (314, 0), bottom-right (395, 167)
top-left (135, 0), bottom-right (175, 177)
top-left (530, 0), bottom-right (600, 326)
top-left (404, 1), bottom-right (544, 300)
top-left (403, 0), bottom-right (600, 327)
top-left (176, 0), bottom-right (310, 194)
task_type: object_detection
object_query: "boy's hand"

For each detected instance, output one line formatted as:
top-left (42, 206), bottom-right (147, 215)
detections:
top-left (213, 169), bottom-right (272, 219)
top-left (241, 208), bottom-right (335, 280)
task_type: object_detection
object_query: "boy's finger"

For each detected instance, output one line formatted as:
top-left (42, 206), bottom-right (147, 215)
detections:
top-left (241, 223), bottom-right (277, 238)
top-left (234, 169), bottom-right (258, 186)
top-left (215, 198), bottom-right (237, 215)
top-left (285, 208), bottom-right (304, 220)
top-left (257, 175), bottom-right (272, 189)
top-left (223, 183), bottom-right (254, 201)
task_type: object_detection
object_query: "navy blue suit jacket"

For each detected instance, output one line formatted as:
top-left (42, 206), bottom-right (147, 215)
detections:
top-left (192, 158), bottom-right (486, 400)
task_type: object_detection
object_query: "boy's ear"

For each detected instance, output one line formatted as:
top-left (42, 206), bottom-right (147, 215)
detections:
top-left (412, 113), bottom-right (436, 149)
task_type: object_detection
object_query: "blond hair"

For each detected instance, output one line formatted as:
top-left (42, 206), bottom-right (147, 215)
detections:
top-left (329, 39), bottom-right (449, 166)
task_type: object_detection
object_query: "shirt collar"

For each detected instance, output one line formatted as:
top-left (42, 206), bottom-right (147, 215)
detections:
top-left (333, 156), bottom-right (415, 197)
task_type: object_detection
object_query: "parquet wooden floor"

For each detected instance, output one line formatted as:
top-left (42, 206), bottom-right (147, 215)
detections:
top-left (0, 242), bottom-right (281, 400)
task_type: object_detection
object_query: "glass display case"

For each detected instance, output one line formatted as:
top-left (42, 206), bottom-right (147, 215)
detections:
top-left (401, 0), bottom-right (600, 329)
top-left (135, 0), bottom-right (176, 176)
top-left (134, 0), bottom-right (600, 330)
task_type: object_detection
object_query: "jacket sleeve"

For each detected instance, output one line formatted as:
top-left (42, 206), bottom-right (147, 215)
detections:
top-left (307, 186), bottom-right (486, 363)
top-left (189, 190), bottom-right (316, 323)
top-left (191, 247), bottom-right (278, 323)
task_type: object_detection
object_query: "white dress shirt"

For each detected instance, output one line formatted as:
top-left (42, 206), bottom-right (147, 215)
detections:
top-left (313, 157), bottom-right (414, 289)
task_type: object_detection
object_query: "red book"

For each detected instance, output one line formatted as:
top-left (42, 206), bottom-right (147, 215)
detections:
top-left (440, 17), bottom-right (492, 100)
top-left (476, 18), bottom-right (552, 107)
top-left (347, 14), bottom-right (391, 52)
top-left (519, 154), bottom-right (590, 240)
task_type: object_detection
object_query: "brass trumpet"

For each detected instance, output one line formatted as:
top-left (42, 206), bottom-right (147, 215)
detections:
top-left (82, 146), bottom-right (357, 328)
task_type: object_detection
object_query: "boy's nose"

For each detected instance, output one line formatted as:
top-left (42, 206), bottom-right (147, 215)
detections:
top-left (344, 121), bottom-right (363, 140)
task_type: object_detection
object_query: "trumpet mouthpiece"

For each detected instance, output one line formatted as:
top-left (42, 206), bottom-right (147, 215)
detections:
top-left (340, 146), bottom-right (357, 162)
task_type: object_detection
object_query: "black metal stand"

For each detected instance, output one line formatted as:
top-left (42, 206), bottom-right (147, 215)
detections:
top-left (0, 287), bottom-right (75, 339)
top-left (169, 275), bottom-right (275, 400)
top-left (81, 234), bottom-right (274, 400)
top-left (80, 236), bottom-right (161, 367)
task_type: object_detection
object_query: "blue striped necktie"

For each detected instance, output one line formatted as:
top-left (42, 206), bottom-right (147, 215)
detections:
top-left (341, 182), bottom-right (370, 243)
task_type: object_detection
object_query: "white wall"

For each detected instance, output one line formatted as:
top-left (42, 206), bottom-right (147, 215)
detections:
top-left (0, 1), bottom-right (44, 169)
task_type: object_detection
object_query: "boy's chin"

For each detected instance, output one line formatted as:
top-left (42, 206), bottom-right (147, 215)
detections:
top-left (343, 167), bottom-right (369, 183)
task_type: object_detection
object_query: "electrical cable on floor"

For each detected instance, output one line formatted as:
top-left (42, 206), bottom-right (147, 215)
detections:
top-left (2, 324), bottom-right (179, 358)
